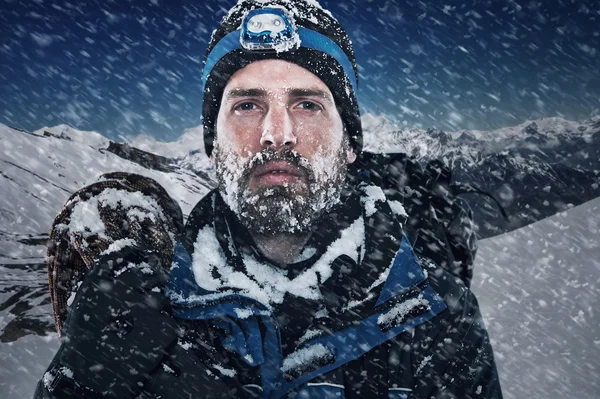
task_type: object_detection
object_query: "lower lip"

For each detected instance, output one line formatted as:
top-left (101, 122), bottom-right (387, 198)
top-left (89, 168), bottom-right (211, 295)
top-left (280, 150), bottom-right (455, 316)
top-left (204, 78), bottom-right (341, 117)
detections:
top-left (254, 172), bottom-right (302, 186)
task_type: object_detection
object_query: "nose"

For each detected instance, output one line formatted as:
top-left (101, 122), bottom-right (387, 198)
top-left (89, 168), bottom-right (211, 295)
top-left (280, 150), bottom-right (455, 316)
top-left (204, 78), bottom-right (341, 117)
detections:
top-left (259, 106), bottom-right (297, 149)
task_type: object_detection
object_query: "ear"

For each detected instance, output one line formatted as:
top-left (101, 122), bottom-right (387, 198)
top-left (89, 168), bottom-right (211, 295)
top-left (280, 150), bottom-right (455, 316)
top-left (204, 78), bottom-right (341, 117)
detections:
top-left (346, 146), bottom-right (357, 164)
top-left (341, 124), bottom-right (357, 165)
top-left (210, 153), bottom-right (215, 166)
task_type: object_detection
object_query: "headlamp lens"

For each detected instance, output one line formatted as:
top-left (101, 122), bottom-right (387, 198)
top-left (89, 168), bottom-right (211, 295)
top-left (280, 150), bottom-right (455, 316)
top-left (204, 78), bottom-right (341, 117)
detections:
top-left (247, 14), bottom-right (285, 33)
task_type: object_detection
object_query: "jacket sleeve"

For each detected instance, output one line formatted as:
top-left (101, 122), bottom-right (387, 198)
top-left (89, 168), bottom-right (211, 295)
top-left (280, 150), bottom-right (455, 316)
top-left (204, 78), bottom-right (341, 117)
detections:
top-left (34, 246), bottom-right (180, 398)
top-left (445, 197), bottom-right (478, 287)
top-left (410, 271), bottom-right (502, 399)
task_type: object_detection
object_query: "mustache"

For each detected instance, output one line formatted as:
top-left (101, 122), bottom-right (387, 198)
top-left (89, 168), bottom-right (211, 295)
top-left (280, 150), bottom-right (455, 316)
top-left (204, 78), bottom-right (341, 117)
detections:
top-left (242, 148), bottom-right (313, 181)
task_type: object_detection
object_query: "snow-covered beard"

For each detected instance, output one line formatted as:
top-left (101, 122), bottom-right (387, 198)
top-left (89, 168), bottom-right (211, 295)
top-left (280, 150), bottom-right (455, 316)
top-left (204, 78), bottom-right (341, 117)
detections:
top-left (213, 145), bottom-right (349, 236)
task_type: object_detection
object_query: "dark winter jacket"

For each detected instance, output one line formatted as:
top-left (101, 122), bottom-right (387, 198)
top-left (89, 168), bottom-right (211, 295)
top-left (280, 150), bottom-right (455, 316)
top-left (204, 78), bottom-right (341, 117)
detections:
top-left (361, 152), bottom-right (479, 287)
top-left (36, 183), bottom-right (502, 398)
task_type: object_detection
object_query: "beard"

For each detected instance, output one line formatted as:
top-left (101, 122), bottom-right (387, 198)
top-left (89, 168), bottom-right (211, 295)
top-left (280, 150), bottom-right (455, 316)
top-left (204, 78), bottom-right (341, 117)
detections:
top-left (213, 145), bottom-right (349, 236)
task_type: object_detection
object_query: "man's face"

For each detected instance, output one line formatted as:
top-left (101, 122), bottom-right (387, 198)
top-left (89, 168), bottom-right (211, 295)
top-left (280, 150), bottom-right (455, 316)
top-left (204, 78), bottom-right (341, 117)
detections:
top-left (213, 59), bottom-right (356, 235)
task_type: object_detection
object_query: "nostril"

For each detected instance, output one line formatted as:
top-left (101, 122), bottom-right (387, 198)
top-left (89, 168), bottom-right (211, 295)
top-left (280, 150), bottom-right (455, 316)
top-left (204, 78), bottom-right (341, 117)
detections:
top-left (260, 131), bottom-right (296, 148)
top-left (284, 137), bottom-right (297, 146)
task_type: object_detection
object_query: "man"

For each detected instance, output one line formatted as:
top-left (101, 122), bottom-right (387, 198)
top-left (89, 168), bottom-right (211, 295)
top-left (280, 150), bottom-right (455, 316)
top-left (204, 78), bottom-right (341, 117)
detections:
top-left (36, 0), bottom-right (502, 398)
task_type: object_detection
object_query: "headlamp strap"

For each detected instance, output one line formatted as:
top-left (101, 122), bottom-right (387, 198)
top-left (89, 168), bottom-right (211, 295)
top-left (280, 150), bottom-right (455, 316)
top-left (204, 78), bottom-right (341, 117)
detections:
top-left (202, 8), bottom-right (357, 96)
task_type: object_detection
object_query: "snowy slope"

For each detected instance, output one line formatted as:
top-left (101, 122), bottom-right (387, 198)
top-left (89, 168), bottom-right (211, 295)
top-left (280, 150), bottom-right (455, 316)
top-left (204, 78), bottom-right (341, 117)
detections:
top-left (471, 196), bottom-right (600, 399)
top-left (0, 123), bottom-right (214, 265)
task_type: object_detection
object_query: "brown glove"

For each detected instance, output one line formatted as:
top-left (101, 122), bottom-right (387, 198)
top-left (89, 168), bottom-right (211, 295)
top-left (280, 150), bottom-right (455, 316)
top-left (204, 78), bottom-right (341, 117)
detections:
top-left (47, 172), bottom-right (184, 335)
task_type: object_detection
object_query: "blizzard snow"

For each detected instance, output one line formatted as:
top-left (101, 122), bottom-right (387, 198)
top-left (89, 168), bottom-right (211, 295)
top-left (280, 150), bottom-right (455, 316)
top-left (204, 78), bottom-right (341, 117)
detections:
top-left (2, 0), bottom-right (599, 395)
top-left (1, 120), bottom-right (599, 398)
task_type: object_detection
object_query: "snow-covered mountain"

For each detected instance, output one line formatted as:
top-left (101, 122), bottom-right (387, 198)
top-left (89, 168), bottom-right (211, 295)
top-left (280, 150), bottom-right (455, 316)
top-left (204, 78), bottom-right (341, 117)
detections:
top-left (0, 123), bottom-right (215, 266)
top-left (363, 114), bottom-right (600, 237)
top-left (364, 113), bottom-right (600, 169)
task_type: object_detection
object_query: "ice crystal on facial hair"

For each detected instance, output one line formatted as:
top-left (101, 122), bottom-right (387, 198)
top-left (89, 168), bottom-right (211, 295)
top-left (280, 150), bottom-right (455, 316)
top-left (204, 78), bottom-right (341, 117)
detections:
top-left (213, 146), bottom-right (348, 235)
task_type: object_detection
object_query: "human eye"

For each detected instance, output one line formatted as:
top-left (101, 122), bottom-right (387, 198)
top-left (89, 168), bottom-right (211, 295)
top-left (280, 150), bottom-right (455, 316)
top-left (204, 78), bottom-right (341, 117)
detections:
top-left (295, 100), bottom-right (323, 112)
top-left (234, 101), bottom-right (259, 112)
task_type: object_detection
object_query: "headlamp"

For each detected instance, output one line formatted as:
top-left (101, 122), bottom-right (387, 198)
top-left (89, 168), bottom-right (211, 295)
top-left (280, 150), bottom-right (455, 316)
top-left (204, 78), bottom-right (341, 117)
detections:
top-left (240, 8), bottom-right (299, 51)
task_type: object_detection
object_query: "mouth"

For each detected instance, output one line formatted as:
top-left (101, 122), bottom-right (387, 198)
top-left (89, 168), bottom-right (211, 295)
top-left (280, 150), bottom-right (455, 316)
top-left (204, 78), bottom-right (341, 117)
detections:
top-left (251, 161), bottom-right (305, 186)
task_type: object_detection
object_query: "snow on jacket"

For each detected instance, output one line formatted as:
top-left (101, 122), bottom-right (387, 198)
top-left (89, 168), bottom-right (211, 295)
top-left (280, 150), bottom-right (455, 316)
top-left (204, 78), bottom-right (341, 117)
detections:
top-left (160, 184), bottom-right (502, 398)
top-left (35, 182), bottom-right (502, 398)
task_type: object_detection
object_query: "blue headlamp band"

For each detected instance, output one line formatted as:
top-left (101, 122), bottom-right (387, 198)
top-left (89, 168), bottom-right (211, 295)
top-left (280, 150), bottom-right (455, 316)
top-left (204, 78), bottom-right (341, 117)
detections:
top-left (201, 26), bottom-right (358, 96)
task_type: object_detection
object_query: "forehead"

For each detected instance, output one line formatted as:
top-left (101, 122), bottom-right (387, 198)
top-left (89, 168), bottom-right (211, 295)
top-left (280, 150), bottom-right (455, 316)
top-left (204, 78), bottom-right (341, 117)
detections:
top-left (222, 59), bottom-right (332, 95)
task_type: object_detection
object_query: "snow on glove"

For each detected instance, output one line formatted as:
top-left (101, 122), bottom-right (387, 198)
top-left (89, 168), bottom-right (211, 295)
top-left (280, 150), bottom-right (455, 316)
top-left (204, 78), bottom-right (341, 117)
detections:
top-left (42, 172), bottom-right (183, 397)
top-left (47, 172), bottom-right (183, 334)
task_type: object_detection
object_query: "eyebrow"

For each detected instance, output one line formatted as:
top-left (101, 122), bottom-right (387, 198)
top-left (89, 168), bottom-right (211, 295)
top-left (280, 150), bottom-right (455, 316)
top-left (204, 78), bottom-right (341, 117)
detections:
top-left (288, 88), bottom-right (334, 104)
top-left (225, 88), bottom-right (268, 100)
top-left (223, 87), bottom-right (334, 105)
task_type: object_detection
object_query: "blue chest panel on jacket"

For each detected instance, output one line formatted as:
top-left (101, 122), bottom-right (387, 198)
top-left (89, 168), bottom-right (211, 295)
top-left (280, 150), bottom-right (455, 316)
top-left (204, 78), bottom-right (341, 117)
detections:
top-left (166, 236), bottom-right (446, 398)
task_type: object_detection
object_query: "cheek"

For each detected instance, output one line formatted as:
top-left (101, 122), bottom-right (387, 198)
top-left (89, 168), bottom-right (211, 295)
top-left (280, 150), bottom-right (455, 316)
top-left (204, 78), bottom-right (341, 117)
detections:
top-left (299, 122), bottom-right (345, 152)
top-left (215, 119), bottom-right (259, 155)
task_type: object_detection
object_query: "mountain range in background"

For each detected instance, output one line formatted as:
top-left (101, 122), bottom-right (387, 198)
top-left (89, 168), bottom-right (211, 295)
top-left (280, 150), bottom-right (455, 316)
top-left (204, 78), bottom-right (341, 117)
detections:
top-left (363, 114), bottom-right (600, 237)
top-left (1, 115), bottom-right (599, 398)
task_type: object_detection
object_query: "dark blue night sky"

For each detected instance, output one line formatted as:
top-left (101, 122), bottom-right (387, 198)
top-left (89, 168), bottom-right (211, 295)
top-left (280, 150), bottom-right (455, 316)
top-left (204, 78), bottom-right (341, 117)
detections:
top-left (1, 0), bottom-right (599, 141)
